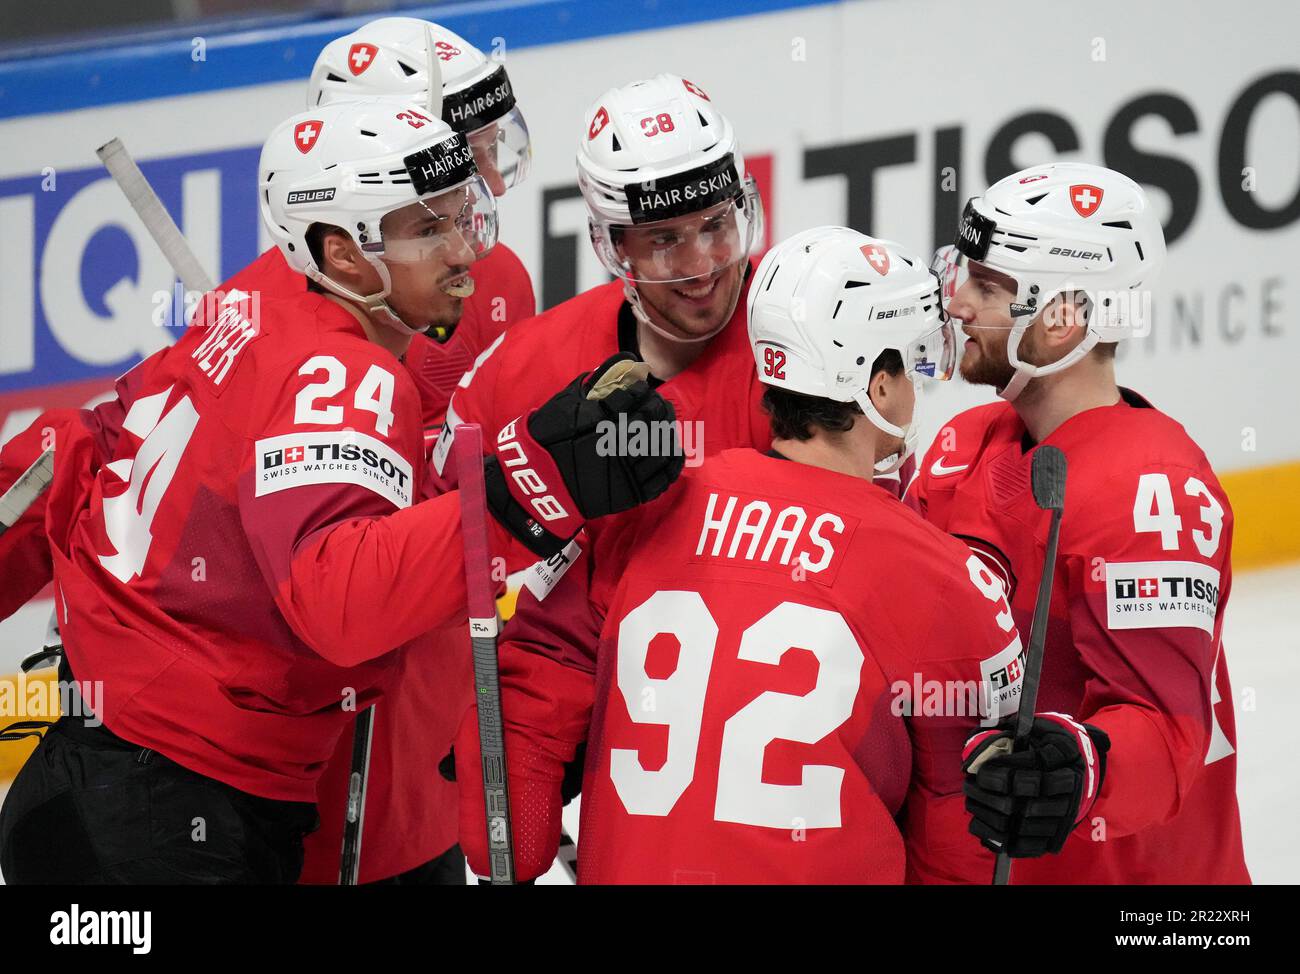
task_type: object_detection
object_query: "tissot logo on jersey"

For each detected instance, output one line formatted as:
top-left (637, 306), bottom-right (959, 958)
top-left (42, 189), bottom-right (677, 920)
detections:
top-left (254, 430), bottom-right (413, 508)
top-left (1105, 560), bottom-right (1221, 634)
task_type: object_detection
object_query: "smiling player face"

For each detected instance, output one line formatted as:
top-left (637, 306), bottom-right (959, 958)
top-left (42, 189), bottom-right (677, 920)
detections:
top-left (617, 201), bottom-right (748, 339)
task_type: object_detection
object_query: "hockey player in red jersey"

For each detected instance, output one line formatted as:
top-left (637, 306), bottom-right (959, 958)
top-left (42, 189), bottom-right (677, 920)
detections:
top-left (293, 17), bottom-right (539, 886)
top-left (427, 74), bottom-right (771, 882)
top-left (431, 73), bottom-right (771, 509)
top-left (0, 16), bottom-right (538, 886)
top-left (233, 16), bottom-right (537, 429)
top-left (0, 16), bottom-right (534, 628)
top-left (0, 102), bottom-right (679, 884)
top-left (910, 162), bottom-right (1249, 883)
top-left (455, 228), bottom-right (1037, 883)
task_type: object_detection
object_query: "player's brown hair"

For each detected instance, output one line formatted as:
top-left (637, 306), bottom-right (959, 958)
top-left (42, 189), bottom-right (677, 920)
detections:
top-left (763, 348), bottom-right (903, 441)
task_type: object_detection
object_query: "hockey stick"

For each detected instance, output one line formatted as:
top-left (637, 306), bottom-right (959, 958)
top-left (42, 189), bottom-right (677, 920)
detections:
top-left (453, 423), bottom-right (515, 884)
top-left (96, 138), bottom-right (214, 295)
top-left (339, 703), bottom-right (377, 885)
top-left (0, 448), bottom-right (55, 539)
top-left (992, 445), bottom-right (1067, 886)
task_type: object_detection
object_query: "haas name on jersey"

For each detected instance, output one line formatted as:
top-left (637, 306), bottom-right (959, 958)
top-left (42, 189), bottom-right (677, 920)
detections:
top-left (694, 490), bottom-right (845, 575)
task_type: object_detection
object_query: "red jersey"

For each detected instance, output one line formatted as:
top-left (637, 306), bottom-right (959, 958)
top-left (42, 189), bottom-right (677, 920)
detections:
top-left (221, 243), bottom-right (535, 431)
top-left (297, 245), bottom-right (534, 883)
top-left (907, 389), bottom-right (1249, 884)
top-left (432, 272), bottom-right (772, 503)
top-left (461, 448), bottom-right (1026, 884)
top-left (47, 290), bottom-right (507, 803)
top-left (298, 273), bottom-right (771, 883)
top-left (0, 242), bottom-right (533, 628)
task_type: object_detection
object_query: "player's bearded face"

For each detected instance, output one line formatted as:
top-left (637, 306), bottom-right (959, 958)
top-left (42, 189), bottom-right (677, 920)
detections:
top-left (949, 261), bottom-right (1021, 388)
top-left (378, 191), bottom-right (480, 334)
top-left (618, 203), bottom-right (747, 338)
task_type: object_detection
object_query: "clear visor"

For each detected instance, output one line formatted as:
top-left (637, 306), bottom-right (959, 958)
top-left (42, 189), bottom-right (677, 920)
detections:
top-left (466, 105), bottom-right (531, 197)
top-left (373, 175), bottom-right (498, 264)
top-left (930, 244), bottom-right (969, 304)
top-left (595, 179), bottom-right (763, 284)
top-left (905, 315), bottom-right (958, 382)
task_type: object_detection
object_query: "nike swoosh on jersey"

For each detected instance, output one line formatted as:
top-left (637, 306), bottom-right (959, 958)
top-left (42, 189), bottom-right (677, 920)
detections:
top-left (930, 457), bottom-right (969, 477)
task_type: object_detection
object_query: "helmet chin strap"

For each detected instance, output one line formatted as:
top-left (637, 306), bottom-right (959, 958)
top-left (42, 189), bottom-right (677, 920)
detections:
top-left (624, 280), bottom-right (732, 345)
top-left (997, 296), bottom-right (1101, 402)
top-left (851, 384), bottom-right (919, 476)
top-left (308, 258), bottom-right (426, 337)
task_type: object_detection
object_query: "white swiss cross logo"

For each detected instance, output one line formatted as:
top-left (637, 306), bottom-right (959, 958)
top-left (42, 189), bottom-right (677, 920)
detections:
top-left (1138, 577), bottom-right (1160, 598)
top-left (348, 42), bottom-right (377, 76)
top-left (861, 243), bottom-right (890, 276)
top-left (293, 120), bottom-right (322, 154)
top-left (1070, 183), bottom-right (1104, 217)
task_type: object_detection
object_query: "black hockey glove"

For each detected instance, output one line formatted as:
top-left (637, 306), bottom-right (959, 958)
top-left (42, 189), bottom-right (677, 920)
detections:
top-left (483, 353), bottom-right (684, 557)
top-left (962, 713), bottom-right (1111, 858)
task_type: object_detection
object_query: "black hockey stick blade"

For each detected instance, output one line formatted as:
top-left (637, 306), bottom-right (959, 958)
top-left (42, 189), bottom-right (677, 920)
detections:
top-left (339, 703), bottom-right (376, 885)
top-left (994, 445), bottom-right (1068, 886)
top-left (1030, 445), bottom-right (1067, 511)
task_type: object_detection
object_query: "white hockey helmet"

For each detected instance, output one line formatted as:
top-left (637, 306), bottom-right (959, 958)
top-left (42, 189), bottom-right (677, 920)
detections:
top-left (748, 227), bottom-right (957, 473)
top-left (308, 16), bottom-right (530, 194)
top-left (258, 99), bottom-right (497, 335)
top-left (952, 161), bottom-right (1166, 399)
top-left (577, 73), bottom-right (763, 286)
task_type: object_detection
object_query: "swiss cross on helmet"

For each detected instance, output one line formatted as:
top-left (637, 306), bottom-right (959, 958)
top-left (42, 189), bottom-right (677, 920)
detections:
top-left (951, 161), bottom-right (1166, 400)
top-left (748, 227), bottom-right (957, 474)
top-left (577, 74), bottom-right (764, 283)
top-left (309, 16), bottom-right (531, 194)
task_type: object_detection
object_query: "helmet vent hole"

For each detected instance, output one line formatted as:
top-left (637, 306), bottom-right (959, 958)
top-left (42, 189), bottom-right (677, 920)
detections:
top-left (833, 340), bottom-right (844, 348)
top-left (1025, 193), bottom-right (1047, 205)
top-left (323, 163), bottom-right (337, 171)
top-left (1003, 244), bottom-right (1027, 253)
top-left (832, 299), bottom-right (843, 319)
top-left (611, 133), bottom-right (622, 152)
top-left (326, 72), bottom-right (345, 83)
top-left (398, 61), bottom-right (418, 77)
top-left (697, 111), bottom-right (710, 127)
top-left (844, 280), bottom-right (870, 289)
top-left (856, 356), bottom-right (866, 366)
top-left (1134, 241), bottom-right (1145, 261)
top-left (900, 256), bottom-right (914, 267)
top-left (1103, 220), bottom-right (1132, 229)
top-left (360, 129), bottom-right (378, 138)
